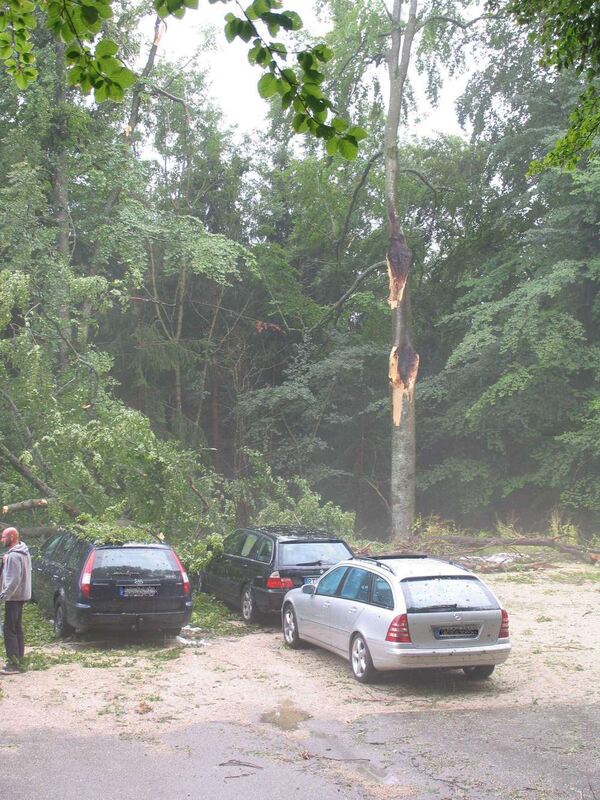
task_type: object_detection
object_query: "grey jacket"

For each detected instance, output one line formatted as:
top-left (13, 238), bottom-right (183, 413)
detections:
top-left (0, 542), bottom-right (32, 602)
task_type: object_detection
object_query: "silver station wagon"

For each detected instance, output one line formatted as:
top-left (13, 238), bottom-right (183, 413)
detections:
top-left (281, 555), bottom-right (511, 683)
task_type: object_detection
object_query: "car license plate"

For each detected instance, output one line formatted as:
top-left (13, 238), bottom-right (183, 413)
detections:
top-left (435, 626), bottom-right (478, 639)
top-left (303, 577), bottom-right (319, 585)
top-left (120, 586), bottom-right (158, 598)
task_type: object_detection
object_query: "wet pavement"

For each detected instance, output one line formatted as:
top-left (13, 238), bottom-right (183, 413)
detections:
top-left (2, 699), bottom-right (598, 799)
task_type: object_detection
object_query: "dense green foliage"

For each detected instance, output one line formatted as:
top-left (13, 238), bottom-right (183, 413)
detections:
top-left (495, 0), bottom-right (600, 168)
top-left (0, 1), bottom-right (598, 547)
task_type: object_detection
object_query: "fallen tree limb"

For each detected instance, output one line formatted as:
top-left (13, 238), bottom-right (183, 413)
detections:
top-left (0, 443), bottom-right (80, 519)
top-left (398, 535), bottom-right (598, 565)
top-left (2, 498), bottom-right (52, 514)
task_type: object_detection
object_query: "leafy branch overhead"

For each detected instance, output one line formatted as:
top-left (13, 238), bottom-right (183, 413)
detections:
top-left (0, 0), bottom-right (366, 158)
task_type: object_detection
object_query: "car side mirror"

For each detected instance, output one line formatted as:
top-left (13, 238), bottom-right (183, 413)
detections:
top-left (302, 584), bottom-right (316, 595)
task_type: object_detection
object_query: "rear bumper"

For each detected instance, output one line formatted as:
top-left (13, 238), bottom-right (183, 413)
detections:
top-left (69, 601), bottom-right (193, 633)
top-left (253, 587), bottom-right (287, 614)
top-left (370, 640), bottom-right (511, 671)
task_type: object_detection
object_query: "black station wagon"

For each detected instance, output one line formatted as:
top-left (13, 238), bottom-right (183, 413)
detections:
top-left (199, 526), bottom-right (354, 623)
top-left (32, 530), bottom-right (192, 637)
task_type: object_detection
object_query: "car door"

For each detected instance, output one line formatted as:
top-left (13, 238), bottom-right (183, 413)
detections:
top-left (46, 534), bottom-right (78, 608)
top-left (33, 532), bottom-right (67, 612)
top-left (301, 566), bottom-right (348, 644)
top-left (229, 531), bottom-right (260, 599)
top-left (327, 567), bottom-right (373, 653)
top-left (205, 531), bottom-right (245, 600)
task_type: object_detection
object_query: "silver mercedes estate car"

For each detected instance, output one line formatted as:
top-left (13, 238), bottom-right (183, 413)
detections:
top-left (281, 555), bottom-right (511, 683)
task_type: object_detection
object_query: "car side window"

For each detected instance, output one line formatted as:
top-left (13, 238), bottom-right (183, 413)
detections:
top-left (223, 532), bottom-right (245, 556)
top-left (66, 539), bottom-right (88, 571)
top-left (55, 535), bottom-right (78, 566)
top-left (240, 533), bottom-right (259, 558)
top-left (315, 567), bottom-right (348, 597)
top-left (42, 533), bottom-right (66, 561)
top-left (371, 576), bottom-right (394, 609)
top-left (339, 568), bottom-right (372, 603)
top-left (253, 537), bottom-right (273, 564)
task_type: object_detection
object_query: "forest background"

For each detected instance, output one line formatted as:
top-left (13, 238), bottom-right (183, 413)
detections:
top-left (0, 0), bottom-right (599, 565)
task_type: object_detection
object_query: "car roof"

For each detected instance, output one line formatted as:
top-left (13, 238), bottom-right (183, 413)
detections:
top-left (347, 555), bottom-right (471, 579)
top-left (239, 525), bottom-right (347, 543)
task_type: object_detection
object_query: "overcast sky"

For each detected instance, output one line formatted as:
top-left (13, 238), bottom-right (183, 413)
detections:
top-left (140, 2), bottom-right (470, 142)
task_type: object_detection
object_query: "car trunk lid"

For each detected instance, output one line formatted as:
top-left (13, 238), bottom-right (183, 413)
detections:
top-left (400, 575), bottom-right (503, 648)
top-left (87, 547), bottom-right (185, 613)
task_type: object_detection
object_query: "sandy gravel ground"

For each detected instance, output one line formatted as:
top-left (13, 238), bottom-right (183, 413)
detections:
top-left (0, 564), bottom-right (597, 745)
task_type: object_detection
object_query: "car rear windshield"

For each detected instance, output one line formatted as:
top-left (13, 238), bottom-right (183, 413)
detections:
top-left (400, 576), bottom-right (499, 613)
top-left (278, 541), bottom-right (352, 567)
top-left (93, 548), bottom-right (179, 579)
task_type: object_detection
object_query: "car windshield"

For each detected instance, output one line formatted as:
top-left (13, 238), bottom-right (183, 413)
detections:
top-left (93, 548), bottom-right (179, 579)
top-left (279, 541), bottom-right (351, 567)
top-left (401, 576), bottom-right (499, 613)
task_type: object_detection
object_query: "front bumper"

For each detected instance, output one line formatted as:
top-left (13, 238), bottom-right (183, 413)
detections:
top-left (69, 601), bottom-right (193, 633)
top-left (370, 640), bottom-right (512, 671)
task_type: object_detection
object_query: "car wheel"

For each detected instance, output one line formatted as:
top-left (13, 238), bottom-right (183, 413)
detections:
top-left (350, 633), bottom-right (377, 684)
top-left (53, 599), bottom-right (74, 638)
top-left (241, 585), bottom-right (259, 624)
top-left (463, 664), bottom-right (496, 680)
top-left (282, 604), bottom-right (302, 649)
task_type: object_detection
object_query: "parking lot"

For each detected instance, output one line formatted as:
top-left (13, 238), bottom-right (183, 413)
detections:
top-left (0, 565), bottom-right (598, 799)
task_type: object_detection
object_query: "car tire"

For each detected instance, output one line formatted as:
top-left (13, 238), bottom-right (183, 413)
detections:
top-left (350, 633), bottom-right (377, 684)
top-left (53, 599), bottom-right (74, 638)
top-left (282, 603), bottom-right (303, 649)
top-left (463, 664), bottom-right (496, 680)
top-left (241, 585), bottom-right (259, 624)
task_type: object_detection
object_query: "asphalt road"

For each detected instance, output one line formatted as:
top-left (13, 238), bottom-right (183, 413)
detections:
top-left (1, 695), bottom-right (598, 799)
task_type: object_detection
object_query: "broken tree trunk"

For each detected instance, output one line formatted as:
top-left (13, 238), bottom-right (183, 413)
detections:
top-left (385, 0), bottom-right (420, 541)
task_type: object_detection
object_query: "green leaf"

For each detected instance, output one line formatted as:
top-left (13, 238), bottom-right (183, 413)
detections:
top-left (107, 82), bottom-right (124, 102)
top-left (347, 126), bottom-right (368, 142)
top-left (325, 137), bottom-right (338, 156)
top-left (94, 39), bottom-right (119, 58)
top-left (292, 112), bottom-right (309, 133)
top-left (81, 5), bottom-right (99, 24)
top-left (331, 117), bottom-right (348, 133)
top-left (257, 72), bottom-right (278, 99)
top-left (114, 67), bottom-right (137, 89)
top-left (14, 70), bottom-right (28, 90)
top-left (94, 81), bottom-right (109, 102)
top-left (339, 137), bottom-right (358, 160)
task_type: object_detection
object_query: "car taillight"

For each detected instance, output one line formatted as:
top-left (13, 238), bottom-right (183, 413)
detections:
top-left (386, 613), bottom-right (411, 643)
top-left (266, 572), bottom-right (294, 590)
top-left (80, 550), bottom-right (96, 599)
top-left (172, 550), bottom-right (191, 595)
top-left (499, 609), bottom-right (509, 638)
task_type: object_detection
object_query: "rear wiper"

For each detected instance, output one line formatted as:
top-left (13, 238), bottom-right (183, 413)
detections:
top-left (296, 560), bottom-right (325, 567)
top-left (415, 604), bottom-right (459, 612)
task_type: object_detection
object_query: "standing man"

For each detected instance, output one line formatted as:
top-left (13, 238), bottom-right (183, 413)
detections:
top-left (0, 526), bottom-right (32, 674)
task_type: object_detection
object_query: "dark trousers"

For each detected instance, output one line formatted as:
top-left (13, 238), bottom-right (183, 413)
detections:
top-left (3, 600), bottom-right (25, 663)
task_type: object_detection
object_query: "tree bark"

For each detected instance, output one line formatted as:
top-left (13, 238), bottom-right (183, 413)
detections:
top-left (52, 38), bottom-right (72, 369)
top-left (385, 0), bottom-right (420, 540)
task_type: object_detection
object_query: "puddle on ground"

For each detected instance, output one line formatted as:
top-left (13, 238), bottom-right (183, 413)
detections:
top-left (260, 699), bottom-right (311, 731)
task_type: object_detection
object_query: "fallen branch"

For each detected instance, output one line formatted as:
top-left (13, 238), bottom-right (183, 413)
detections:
top-left (2, 498), bottom-right (52, 514)
top-left (0, 443), bottom-right (80, 519)
top-left (395, 535), bottom-right (598, 565)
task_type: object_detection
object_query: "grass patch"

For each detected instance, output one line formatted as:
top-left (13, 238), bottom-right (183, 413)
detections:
top-left (18, 602), bottom-right (182, 674)
top-left (190, 592), bottom-right (252, 636)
